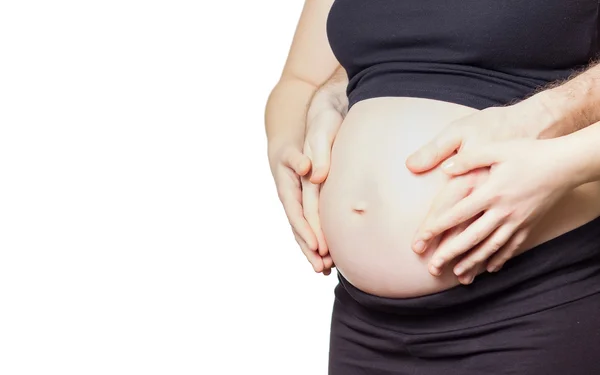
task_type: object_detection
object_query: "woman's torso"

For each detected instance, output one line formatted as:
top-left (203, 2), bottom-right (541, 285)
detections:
top-left (319, 1), bottom-right (600, 298)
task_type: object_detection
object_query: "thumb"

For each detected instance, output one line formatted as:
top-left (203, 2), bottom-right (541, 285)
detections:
top-left (307, 121), bottom-right (339, 184)
top-left (441, 149), bottom-right (498, 176)
top-left (406, 129), bottom-right (462, 173)
top-left (309, 138), bottom-right (332, 184)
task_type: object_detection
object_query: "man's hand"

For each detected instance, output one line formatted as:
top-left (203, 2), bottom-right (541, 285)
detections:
top-left (405, 97), bottom-right (555, 173)
top-left (268, 139), bottom-right (330, 273)
top-left (301, 67), bottom-right (348, 275)
top-left (405, 96), bottom-right (560, 282)
top-left (416, 138), bottom-right (574, 282)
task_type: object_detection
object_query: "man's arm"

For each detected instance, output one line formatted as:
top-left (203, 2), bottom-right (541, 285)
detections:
top-left (306, 65), bottom-right (349, 123)
top-left (303, 65), bottom-right (348, 184)
top-left (529, 61), bottom-right (600, 139)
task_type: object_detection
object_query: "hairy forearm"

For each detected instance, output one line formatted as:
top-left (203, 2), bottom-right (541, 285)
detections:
top-left (319, 65), bottom-right (349, 114)
top-left (265, 66), bottom-right (348, 149)
top-left (527, 61), bottom-right (600, 139)
top-left (306, 65), bottom-right (349, 122)
top-left (264, 78), bottom-right (318, 148)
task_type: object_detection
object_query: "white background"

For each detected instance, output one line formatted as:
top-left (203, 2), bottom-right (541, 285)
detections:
top-left (0, 1), bottom-right (337, 374)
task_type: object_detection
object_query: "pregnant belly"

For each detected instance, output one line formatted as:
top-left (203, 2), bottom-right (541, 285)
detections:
top-left (319, 97), bottom-right (600, 298)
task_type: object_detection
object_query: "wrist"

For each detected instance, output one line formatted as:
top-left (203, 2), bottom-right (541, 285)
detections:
top-left (529, 77), bottom-right (598, 139)
top-left (309, 83), bottom-right (348, 118)
top-left (514, 90), bottom-right (568, 140)
top-left (545, 133), bottom-right (600, 189)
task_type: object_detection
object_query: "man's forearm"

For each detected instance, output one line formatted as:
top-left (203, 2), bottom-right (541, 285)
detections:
top-left (528, 61), bottom-right (600, 139)
top-left (308, 65), bottom-right (349, 118)
top-left (265, 67), bottom-right (348, 148)
top-left (322, 65), bottom-right (349, 115)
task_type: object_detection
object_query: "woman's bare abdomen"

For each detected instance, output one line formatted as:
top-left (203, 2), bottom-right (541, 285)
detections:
top-left (319, 97), bottom-right (600, 298)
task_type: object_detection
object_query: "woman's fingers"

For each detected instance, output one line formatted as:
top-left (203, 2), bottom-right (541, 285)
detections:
top-left (456, 262), bottom-right (488, 285)
top-left (301, 173), bottom-right (329, 256)
top-left (413, 174), bottom-right (481, 253)
top-left (486, 228), bottom-right (529, 272)
top-left (272, 144), bottom-right (332, 274)
top-left (413, 173), bottom-right (477, 254)
top-left (417, 186), bottom-right (491, 251)
top-left (278, 167), bottom-right (318, 251)
top-left (453, 221), bottom-right (517, 277)
top-left (322, 255), bottom-right (335, 276)
top-left (429, 209), bottom-right (505, 275)
top-left (293, 228), bottom-right (324, 273)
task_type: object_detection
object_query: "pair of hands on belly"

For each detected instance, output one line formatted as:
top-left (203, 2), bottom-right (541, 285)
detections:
top-left (407, 103), bottom-right (574, 284)
top-left (300, 92), bottom-right (574, 283)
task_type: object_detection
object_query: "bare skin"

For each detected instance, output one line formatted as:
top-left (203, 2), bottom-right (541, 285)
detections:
top-left (266, 0), bottom-right (600, 289)
top-left (264, 0), bottom-right (339, 274)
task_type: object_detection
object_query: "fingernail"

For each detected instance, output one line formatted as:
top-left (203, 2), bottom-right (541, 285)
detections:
top-left (467, 274), bottom-right (475, 284)
top-left (441, 160), bottom-right (454, 170)
top-left (409, 153), bottom-right (421, 164)
top-left (414, 241), bottom-right (426, 253)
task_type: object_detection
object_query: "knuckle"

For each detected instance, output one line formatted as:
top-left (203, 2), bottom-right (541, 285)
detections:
top-left (449, 247), bottom-right (465, 258)
top-left (498, 254), bottom-right (511, 265)
top-left (434, 131), bottom-right (452, 147)
top-left (516, 230), bottom-right (529, 244)
top-left (467, 234), bottom-right (483, 248)
top-left (451, 213), bottom-right (467, 226)
top-left (498, 207), bottom-right (513, 220)
top-left (461, 260), bottom-right (475, 270)
top-left (488, 240), bottom-right (504, 253)
top-left (504, 244), bottom-right (517, 255)
top-left (470, 251), bottom-right (488, 264)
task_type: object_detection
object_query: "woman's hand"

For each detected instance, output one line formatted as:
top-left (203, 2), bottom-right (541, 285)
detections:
top-left (414, 138), bottom-right (576, 282)
top-left (268, 140), bottom-right (333, 274)
top-left (405, 98), bottom-right (557, 281)
top-left (300, 78), bottom-right (348, 275)
top-left (267, 72), bottom-right (347, 275)
top-left (415, 168), bottom-right (491, 284)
